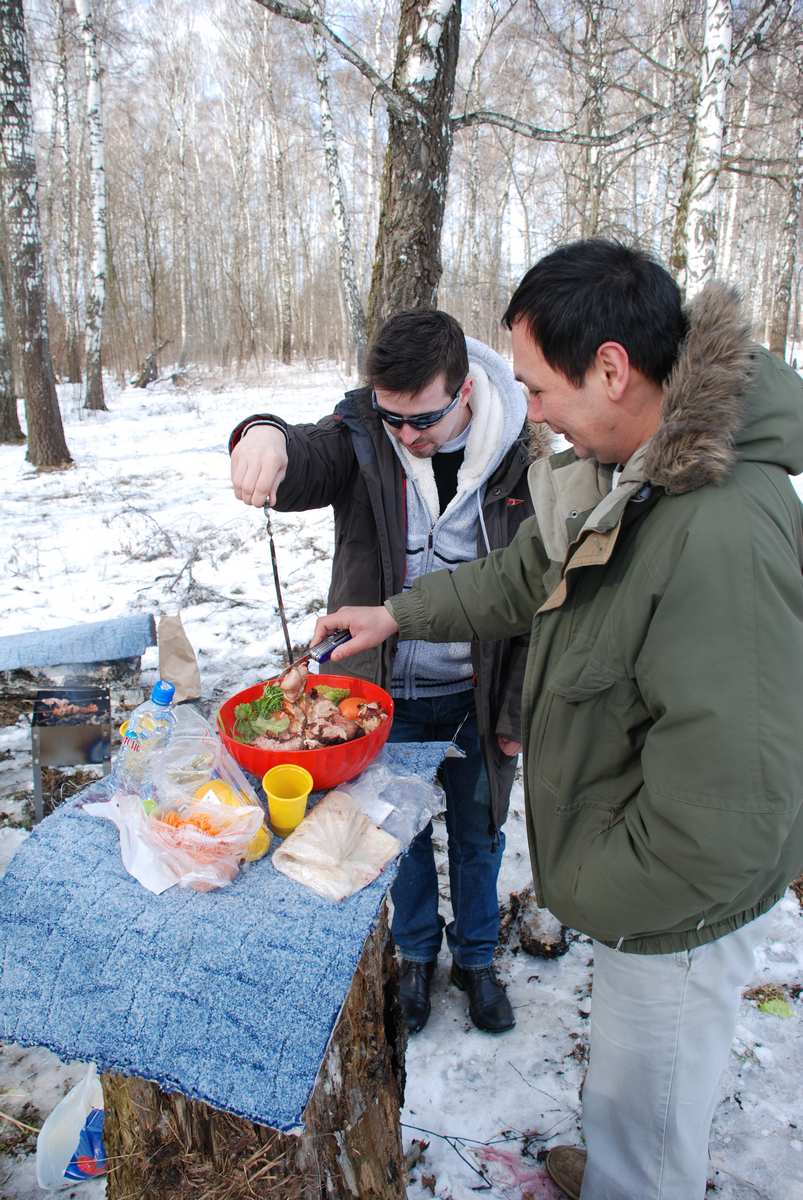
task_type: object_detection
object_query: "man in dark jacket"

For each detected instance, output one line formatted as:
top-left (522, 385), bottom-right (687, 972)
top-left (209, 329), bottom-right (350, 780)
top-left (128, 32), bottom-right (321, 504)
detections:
top-left (312, 242), bottom-right (803, 1199)
top-left (230, 309), bottom-right (543, 1034)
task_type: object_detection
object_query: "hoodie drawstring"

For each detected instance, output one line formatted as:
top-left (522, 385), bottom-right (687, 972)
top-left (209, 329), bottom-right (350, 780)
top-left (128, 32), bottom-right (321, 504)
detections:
top-left (477, 491), bottom-right (491, 554)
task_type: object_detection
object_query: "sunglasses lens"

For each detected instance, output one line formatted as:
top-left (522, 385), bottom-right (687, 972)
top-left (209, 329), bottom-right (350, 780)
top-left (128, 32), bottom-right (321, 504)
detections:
top-left (372, 387), bottom-right (460, 430)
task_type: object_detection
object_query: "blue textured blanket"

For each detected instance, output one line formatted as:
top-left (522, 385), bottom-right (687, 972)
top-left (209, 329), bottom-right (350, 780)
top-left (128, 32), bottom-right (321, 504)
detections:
top-left (0, 741), bottom-right (446, 1131)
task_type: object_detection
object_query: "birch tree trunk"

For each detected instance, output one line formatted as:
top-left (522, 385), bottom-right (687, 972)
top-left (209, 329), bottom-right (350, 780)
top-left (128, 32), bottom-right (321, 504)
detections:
top-left (769, 119), bottom-right (803, 359)
top-left (310, 0), bottom-right (367, 362)
top-left (467, 123), bottom-right (481, 332)
top-left (0, 0), bottom-right (71, 468)
top-left (367, 0), bottom-right (461, 336)
top-left (718, 72), bottom-right (753, 278)
top-left (580, 0), bottom-right (606, 237)
top-left (666, 0), bottom-right (696, 274)
top-left (76, 0), bottom-right (108, 411)
top-left (258, 27), bottom-right (293, 364)
top-left (683, 0), bottom-right (732, 295)
top-left (56, 1), bottom-right (81, 384)
top-left (0, 244), bottom-right (24, 443)
top-left (176, 115), bottom-right (191, 369)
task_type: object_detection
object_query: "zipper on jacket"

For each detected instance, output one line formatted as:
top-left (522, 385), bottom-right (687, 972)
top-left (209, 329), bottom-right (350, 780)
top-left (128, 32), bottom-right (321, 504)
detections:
top-left (403, 516), bottom-right (436, 697)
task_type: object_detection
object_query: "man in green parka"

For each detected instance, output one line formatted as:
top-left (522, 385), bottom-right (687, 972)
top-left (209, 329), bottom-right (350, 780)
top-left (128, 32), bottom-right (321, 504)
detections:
top-left (312, 240), bottom-right (803, 1199)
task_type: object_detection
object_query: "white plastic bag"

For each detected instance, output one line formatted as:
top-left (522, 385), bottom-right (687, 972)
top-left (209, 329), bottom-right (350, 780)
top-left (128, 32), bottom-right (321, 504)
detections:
top-left (84, 788), bottom-right (265, 894)
top-left (84, 705), bottom-right (269, 893)
top-left (36, 1062), bottom-right (106, 1190)
top-left (340, 762), bottom-right (444, 847)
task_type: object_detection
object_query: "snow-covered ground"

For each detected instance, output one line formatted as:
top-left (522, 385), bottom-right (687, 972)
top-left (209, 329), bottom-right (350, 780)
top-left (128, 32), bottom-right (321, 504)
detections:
top-left (1, 367), bottom-right (801, 1199)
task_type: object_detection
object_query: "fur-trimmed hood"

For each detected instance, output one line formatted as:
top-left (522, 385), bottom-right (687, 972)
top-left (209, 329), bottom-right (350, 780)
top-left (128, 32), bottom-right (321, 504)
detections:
top-left (645, 282), bottom-right (803, 494)
top-left (527, 283), bottom-right (803, 565)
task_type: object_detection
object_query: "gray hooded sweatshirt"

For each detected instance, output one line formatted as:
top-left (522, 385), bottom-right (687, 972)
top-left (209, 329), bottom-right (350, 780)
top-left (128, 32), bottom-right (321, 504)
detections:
top-left (389, 336), bottom-right (527, 700)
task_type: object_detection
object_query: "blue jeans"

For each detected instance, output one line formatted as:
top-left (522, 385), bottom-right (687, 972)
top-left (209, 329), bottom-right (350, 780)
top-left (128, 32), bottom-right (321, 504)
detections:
top-left (389, 691), bottom-right (505, 969)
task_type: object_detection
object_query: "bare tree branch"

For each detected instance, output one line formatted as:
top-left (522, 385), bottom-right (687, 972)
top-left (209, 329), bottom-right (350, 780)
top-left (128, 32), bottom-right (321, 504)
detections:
top-left (731, 0), bottom-right (790, 70)
top-left (451, 105), bottom-right (669, 147)
top-left (721, 163), bottom-right (788, 185)
top-left (251, 0), bottom-right (411, 120)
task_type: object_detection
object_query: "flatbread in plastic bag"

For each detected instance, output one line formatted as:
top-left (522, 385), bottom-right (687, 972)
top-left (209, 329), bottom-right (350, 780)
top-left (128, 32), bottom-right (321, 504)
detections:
top-left (272, 790), bottom-right (400, 901)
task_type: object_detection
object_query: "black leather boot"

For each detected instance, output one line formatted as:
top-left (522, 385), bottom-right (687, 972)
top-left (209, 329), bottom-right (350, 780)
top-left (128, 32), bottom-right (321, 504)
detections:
top-left (450, 962), bottom-right (515, 1033)
top-left (399, 959), bottom-right (436, 1033)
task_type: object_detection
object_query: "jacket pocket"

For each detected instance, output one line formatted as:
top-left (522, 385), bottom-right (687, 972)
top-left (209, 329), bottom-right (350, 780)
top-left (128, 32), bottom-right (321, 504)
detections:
top-left (534, 645), bottom-right (627, 804)
top-left (547, 648), bottom-right (619, 703)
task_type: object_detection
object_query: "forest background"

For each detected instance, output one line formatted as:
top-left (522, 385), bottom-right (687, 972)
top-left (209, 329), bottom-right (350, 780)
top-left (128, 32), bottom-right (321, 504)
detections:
top-left (0, 0), bottom-right (801, 473)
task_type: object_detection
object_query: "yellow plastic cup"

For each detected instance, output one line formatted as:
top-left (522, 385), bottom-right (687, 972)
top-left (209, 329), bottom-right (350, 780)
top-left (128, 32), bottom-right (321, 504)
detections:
top-left (262, 764), bottom-right (313, 838)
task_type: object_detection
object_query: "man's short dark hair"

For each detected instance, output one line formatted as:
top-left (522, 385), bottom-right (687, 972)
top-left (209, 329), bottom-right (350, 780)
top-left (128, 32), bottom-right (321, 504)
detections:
top-left (502, 239), bottom-right (687, 386)
top-left (366, 309), bottom-right (468, 396)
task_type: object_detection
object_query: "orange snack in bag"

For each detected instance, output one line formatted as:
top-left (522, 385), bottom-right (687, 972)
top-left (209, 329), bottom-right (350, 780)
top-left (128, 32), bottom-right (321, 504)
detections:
top-left (185, 813), bottom-right (220, 836)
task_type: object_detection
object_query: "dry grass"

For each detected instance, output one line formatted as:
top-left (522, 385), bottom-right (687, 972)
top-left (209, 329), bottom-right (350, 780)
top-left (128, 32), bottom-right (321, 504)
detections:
top-left (742, 982), bottom-right (787, 1005)
top-left (0, 698), bottom-right (30, 727)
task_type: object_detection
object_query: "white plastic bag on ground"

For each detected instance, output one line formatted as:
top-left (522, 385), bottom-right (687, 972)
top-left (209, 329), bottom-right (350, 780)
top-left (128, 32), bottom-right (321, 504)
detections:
top-left (272, 790), bottom-right (401, 901)
top-left (36, 1062), bottom-right (106, 1190)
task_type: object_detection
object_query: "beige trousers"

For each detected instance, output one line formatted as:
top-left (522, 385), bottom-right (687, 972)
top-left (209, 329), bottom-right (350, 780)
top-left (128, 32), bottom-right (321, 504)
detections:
top-left (580, 912), bottom-right (772, 1200)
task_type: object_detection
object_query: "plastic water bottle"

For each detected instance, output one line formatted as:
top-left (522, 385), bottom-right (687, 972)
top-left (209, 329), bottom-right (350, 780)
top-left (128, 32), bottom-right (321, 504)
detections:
top-left (114, 680), bottom-right (177, 801)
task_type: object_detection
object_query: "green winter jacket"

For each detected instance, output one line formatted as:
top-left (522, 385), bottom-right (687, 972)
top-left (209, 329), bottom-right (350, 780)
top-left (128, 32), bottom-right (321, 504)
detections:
top-left (388, 284), bottom-right (803, 954)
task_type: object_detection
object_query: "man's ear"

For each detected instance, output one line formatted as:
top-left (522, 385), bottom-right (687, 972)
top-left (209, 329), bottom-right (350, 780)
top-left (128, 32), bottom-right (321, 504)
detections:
top-left (595, 342), bottom-right (630, 402)
top-left (460, 376), bottom-right (474, 405)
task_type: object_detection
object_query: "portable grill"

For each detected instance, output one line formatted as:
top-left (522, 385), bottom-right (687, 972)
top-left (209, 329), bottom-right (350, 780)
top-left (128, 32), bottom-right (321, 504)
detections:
top-left (31, 684), bottom-right (112, 822)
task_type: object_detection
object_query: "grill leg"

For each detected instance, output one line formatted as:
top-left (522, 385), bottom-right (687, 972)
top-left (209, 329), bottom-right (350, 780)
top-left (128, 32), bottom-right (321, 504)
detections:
top-left (31, 731), bottom-right (44, 825)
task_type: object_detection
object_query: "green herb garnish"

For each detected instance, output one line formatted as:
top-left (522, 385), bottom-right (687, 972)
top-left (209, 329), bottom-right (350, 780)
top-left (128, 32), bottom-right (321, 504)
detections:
top-left (232, 683), bottom-right (288, 743)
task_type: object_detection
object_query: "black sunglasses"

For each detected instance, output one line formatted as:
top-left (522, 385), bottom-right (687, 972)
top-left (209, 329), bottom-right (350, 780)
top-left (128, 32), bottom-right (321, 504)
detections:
top-left (371, 386), bottom-right (462, 431)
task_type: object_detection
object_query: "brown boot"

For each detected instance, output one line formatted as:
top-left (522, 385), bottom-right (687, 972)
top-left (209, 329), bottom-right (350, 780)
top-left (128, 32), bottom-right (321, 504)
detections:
top-left (545, 1145), bottom-right (586, 1200)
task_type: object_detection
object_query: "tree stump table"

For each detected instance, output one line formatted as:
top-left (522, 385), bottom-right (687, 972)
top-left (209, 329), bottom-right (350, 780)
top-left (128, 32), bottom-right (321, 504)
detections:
top-left (0, 743), bottom-right (447, 1200)
top-left (102, 903), bottom-right (406, 1199)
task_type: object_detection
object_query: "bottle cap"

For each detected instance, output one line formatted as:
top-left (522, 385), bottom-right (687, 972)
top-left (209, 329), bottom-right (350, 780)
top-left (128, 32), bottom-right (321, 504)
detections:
top-left (150, 679), bottom-right (176, 707)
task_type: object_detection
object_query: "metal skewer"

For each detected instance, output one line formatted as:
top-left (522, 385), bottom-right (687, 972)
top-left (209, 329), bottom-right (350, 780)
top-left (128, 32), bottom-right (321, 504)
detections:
top-left (263, 502), bottom-right (294, 665)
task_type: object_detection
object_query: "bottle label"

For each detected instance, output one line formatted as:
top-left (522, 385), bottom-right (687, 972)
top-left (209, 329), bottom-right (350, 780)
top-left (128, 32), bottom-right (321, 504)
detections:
top-left (64, 1107), bottom-right (106, 1180)
top-left (123, 715), bottom-right (159, 753)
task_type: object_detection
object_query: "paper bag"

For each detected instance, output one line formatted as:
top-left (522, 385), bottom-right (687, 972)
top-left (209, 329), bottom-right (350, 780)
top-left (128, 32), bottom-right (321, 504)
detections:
top-left (158, 612), bottom-right (201, 702)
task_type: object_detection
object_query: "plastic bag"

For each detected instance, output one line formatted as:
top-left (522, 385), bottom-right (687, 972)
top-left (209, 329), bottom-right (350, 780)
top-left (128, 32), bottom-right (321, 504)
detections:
top-left (36, 1062), bottom-right (106, 1190)
top-left (83, 705), bottom-right (269, 893)
top-left (272, 790), bottom-right (401, 901)
top-left (339, 762), bottom-right (444, 847)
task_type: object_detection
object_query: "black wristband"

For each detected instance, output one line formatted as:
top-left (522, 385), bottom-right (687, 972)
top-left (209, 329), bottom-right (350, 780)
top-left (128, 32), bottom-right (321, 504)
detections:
top-left (241, 419), bottom-right (287, 442)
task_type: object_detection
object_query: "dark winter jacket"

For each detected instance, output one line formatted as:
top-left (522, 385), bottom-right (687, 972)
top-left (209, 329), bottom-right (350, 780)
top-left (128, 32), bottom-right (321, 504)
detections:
top-left (388, 284), bottom-right (803, 953)
top-left (229, 384), bottom-right (546, 830)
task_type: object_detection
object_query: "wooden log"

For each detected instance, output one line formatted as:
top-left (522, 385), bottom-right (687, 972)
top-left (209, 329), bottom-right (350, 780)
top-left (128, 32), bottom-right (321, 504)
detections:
top-left (500, 884), bottom-right (570, 959)
top-left (102, 901), bottom-right (407, 1199)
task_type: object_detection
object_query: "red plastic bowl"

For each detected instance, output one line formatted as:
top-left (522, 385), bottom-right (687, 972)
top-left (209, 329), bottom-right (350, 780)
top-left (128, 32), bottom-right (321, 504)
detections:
top-left (217, 674), bottom-right (394, 791)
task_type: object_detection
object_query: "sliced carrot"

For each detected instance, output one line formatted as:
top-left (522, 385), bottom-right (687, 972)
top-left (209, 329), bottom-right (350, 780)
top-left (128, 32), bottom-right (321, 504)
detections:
top-left (185, 813), bottom-right (220, 836)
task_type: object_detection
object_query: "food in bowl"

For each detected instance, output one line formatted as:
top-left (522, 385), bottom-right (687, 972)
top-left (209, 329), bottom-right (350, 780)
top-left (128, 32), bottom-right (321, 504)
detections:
top-left (218, 673), bottom-right (394, 791)
top-left (231, 663), bottom-right (387, 752)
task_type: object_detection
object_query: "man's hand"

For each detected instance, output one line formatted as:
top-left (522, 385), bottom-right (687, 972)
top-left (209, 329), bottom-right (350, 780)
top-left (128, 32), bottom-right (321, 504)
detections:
top-left (496, 735), bottom-right (522, 756)
top-left (312, 606), bottom-right (399, 662)
top-left (231, 426), bottom-right (288, 507)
